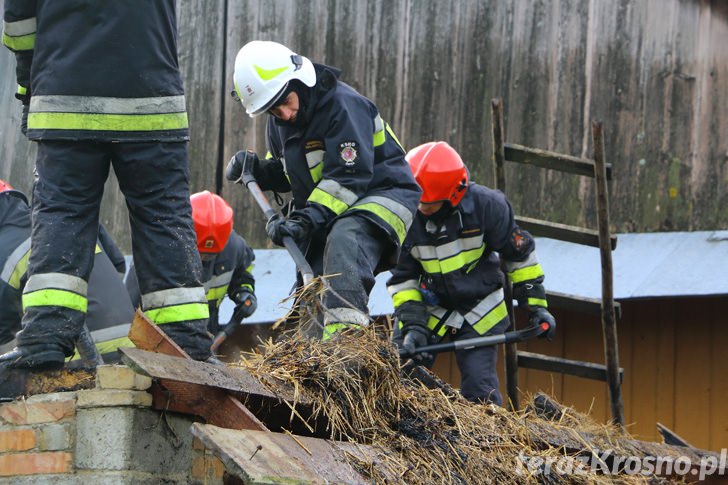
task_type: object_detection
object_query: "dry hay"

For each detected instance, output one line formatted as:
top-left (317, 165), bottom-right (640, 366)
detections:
top-left (237, 324), bottom-right (683, 484)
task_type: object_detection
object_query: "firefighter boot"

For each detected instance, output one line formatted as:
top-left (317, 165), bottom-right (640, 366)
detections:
top-left (0, 345), bottom-right (66, 371)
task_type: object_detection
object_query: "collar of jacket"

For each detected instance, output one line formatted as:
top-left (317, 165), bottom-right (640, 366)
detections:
top-left (418, 185), bottom-right (476, 239)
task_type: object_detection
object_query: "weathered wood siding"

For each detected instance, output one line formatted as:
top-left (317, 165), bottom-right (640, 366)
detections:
top-left (1, 0), bottom-right (727, 251)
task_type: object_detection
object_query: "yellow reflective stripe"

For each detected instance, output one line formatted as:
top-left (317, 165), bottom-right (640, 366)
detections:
top-left (67, 336), bottom-right (134, 361)
top-left (352, 202), bottom-right (407, 244)
top-left (245, 264), bottom-right (255, 273)
top-left (471, 301), bottom-right (508, 335)
top-left (373, 127), bottom-right (386, 147)
top-left (528, 298), bottom-right (548, 308)
top-left (425, 315), bottom-right (447, 336)
top-left (2, 32), bottom-right (35, 51)
top-left (17, 84), bottom-right (27, 96)
top-left (22, 289), bottom-right (87, 313)
top-left (419, 245), bottom-right (485, 275)
top-left (7, 250), bottom-right (30, 290)
top-left (508, 263), bottom-right (545, 284)
top-left (385, 123), bottom-right (404, 151)
top-left (206, 285), bottom-right (229, 302)
top-left (322, 323), bottom-right (361, 341)
top-left (310, 163), bottom-right (324, 183)
top-left (94, 244), bottom-right (102, 254)
top-left (240, 283), bottom-right (254, 292)
top-left (145, 302), bottom-right (209, 325)
top-left (309, 187), bottom-right (349, 215)
top-left (27, 112), bottom-right (189, 132)
top-left (254, 64), bottom-right (288, 81)
top-left (392, 289), bottom-right (422, 308)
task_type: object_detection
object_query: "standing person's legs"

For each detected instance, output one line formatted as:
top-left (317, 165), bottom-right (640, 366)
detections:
top-left (454, 319), bottom-right (509, 405)
top-left (321, 215), bottom-right (387, 337)
top-left (112, 142), bottom-right (211, 360)
top-left (6, 141), bottom-right (109, 368)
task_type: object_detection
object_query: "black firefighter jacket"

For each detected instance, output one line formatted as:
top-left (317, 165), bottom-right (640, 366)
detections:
top-left (254, 63), bottom-right (421, 259)
top-left (387, 183), bottom-right (548, 337)
top-left (2, 0), bottom-right (188, 142)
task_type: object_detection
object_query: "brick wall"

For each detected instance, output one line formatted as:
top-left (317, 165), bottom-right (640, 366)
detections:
top-left (0, 365), bottom-right (224, 484)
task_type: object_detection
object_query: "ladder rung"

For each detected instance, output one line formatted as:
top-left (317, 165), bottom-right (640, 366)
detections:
top-left (504, 143), bottom-right (613, 180)
top-left (516, 216), bottom-right (618, 250)
top-left (517, 351), bottom-right (624, 383)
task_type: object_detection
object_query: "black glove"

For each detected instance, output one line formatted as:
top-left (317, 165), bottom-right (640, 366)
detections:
top-left (225, 150), bottom-right (260, 183)
top-left (21, 102), bottom-right (29, 136)
top-left (528, 307), bottom-right (556, 341)
top-left (265, 214), bottom-right (310, 246)
top-left (401, 325), bottom-right (431, 362)
top-left (395, 301), bottom-right (431, 362)
top-left (232, 289), bottom-right (257, 319)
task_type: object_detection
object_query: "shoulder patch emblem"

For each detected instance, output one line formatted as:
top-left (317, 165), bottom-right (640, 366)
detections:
top-left (339, 141), bottom-right (358, 166)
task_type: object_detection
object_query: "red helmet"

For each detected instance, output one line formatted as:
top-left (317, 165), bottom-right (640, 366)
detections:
top-left (405, 141), bottom-right (469, 206)
top-left (190, 191), bottom-right (234, 254)
top-left (0, 179), bottom-right (28, 204)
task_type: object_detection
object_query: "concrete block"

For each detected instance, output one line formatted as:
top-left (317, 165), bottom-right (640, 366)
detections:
top-left (0, 451), bottom-right (73, 476)
top-left (76, 389), bottom-right (151, 408)
top-left (38, 423), bottom-right (72, 451)
top-left (0, 394), bottom-right (76, 425)
top-left (1, 470), bottom-right (198, 484)
top-left (0, 428), bottom-right (36, 452)
top-left (96, 365), bottom-right (152, 391)
top-left (76, 407), bottom-right (196, 474)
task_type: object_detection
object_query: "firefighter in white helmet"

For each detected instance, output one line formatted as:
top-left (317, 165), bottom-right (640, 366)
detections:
top-left (226, 40), bottom-right (421, 339)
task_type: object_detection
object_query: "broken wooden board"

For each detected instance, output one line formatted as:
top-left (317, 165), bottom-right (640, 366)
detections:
top-left (128, 309), bottom-right (188, 357)
top-left (124, 313), bottom-right (269, 432)
top-left (190, 423), bottom-right (395, 484)
top-left (0, 367), bottom-right (96, 400)
top-left (119, 347), bottom-right (322, 434)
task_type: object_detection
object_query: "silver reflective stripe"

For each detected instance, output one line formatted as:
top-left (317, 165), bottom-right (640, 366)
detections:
top-left (3, 18), bottom-right (36, 36)
top-left (323, 307), bottom-right (370, 327)
top-left (427, 305), bottom-right (465, 329)
top-left (374, 114), bottom-right (384, 133)
top-left (91, 323), bottom-right (131, 343)
top-left (24, 272), bottom-right (87, 295)
top-left (305, 150), bottom-right (324, 169)
top-left (464, 288), bottom-right (505, 325)
top-left (353, 195), bottom-right (414, 231)
top-left (411, 235), bottom-right (484, 261)
top-left (203, 271), bottom-right (233, 293)
top-left (142, 287), bottom-right (206, 310)
top-left (503, 252), bottom-right (540, 273)
top-left (317, 179), bottom-right (359, 206)
top-left (0, 237), bottom-right (31, 288)
top-left (30, 95), bottom-right (186, 115)
top-left (387, 279), bottom-right (419, 296)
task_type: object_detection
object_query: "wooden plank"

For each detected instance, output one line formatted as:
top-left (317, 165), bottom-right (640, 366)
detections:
top-left (516, 215), bottom-right (618, 250)
top-left (504, 142), bottom-right (613, 180)
top-left (654, 300), bottom-right (676, 444)
top-left (517, 351), bottom-right (623, 383)
top-left (491, 98), bottom-right (520, 411)
top-left (545, 289), bottom-right (621, 317)
top-left (124, 311), bottom-right (269, 432)
top-left (190, 424), bottom-right (384, 484)
top-left (518, 307), bottom-right (565, 401)
top-left (128, 309), bottom-right (188, 358)
top-left (657, 422), bottom-right (695, 448)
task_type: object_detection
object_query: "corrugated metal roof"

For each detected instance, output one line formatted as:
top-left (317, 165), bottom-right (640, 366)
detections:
top-left (149, 230), bottom-right (728, 324)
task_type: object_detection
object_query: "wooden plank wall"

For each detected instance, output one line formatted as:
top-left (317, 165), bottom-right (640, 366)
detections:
top-left (1, 0), bottom-right (727, 252)
top-left (433, 296), bottom-right (728, 451)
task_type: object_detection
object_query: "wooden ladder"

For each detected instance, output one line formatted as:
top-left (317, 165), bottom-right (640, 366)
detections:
top-left (491, 98), bottom-right (624, 425)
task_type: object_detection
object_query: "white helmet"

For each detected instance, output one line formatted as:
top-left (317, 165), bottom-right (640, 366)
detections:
top-left (233, 40), bottom-right (317, 117)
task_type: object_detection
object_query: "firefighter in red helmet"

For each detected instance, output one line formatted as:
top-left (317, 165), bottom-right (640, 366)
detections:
top-left (126, 191), bottom-right (256, 335)
top-left (387, 142), bottom-right (556, 405)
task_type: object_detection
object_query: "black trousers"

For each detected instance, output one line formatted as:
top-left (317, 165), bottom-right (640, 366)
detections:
top-left (18, 140), bottom-right (211, 359)
top-left (302, 214), bottom-right (389, 330)
top-left (393, 318), bottom-right (509, 405)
